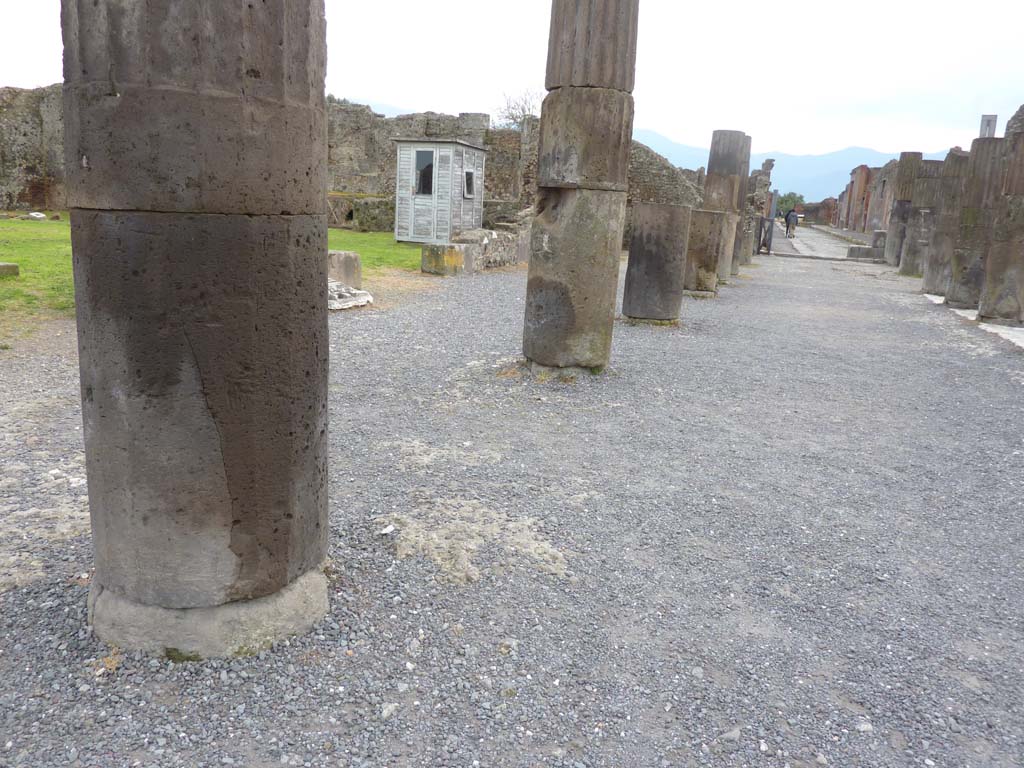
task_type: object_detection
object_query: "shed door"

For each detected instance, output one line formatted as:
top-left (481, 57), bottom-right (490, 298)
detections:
top-left (411, 147), bottom-right (436, 241)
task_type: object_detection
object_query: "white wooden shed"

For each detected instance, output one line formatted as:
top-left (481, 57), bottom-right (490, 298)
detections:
top-left (393, 139), bottom-right (486, 244)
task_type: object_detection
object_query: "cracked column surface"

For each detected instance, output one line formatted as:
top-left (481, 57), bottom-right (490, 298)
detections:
top-left (922, 149), bottom-right (970, 296)
top-left (695, 130), bottom-right (746, 286)
top-left (63, 0), bottom-right (330, 658)
top-left (623, 203), bottom-right (692, 322)
top-left (979, 129), bottom-right (1024, 325)
top-left (883, 152), bottom-right (923, 267)
top-left (947, 138), bottom-right (1008, 309)
top-left (522, 0), bottom-right (639, 370)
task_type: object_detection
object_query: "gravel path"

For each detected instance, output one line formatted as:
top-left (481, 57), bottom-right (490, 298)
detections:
top-left (2, 253), bottom-right (1023, 768)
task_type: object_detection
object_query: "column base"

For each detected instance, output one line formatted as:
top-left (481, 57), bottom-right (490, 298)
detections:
top-left (88, 569), bottom-right (329, 659)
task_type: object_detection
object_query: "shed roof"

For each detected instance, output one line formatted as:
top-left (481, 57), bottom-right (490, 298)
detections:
top-left (392, 137), bottom-right (487, 152)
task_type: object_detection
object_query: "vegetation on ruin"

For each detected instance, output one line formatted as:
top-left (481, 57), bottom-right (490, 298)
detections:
top-left (0, 215), bottom-right (75, 334)
top-left (775, 191), bottom-right (806, 214)
top-left (327, 230), bottom-right (422, 273)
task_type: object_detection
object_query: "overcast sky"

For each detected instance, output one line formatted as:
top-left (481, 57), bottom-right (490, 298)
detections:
top-left (3, 1), bottom-right (1022, 156)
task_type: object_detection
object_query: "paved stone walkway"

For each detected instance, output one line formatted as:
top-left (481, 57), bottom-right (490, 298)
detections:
top-left (771, 222), bottom-right (852, 260)
top-left (1, 252), bottom-right (1022, 767)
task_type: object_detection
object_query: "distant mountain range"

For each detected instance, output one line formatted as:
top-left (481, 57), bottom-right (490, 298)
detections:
top-left (633, 129), bottom-right (948, 203)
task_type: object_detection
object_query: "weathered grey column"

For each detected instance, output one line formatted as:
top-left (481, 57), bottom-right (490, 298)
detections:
top-left (697, 130), bottom-right (746, 286)
top-left (979, 129), bottom-right (1024, 325)
top-left (947, 138), bottom-right (1008, 308)
top-left (730, 136), bottom-right (753, 276)
top-left (522, 0), bottom-right (639, 370)
top-left (883, 152), bottom-right (923, 266)
top-left (63, 0), bottom-right (330, 657)
top-left (899, 163), bottom-right (944, 277)
top-left (623, 203), bottom-right (691, 322)
top-left (683, 209), bottom-right (736, 295)
top-left (922, 149), bottom-right (970, 295)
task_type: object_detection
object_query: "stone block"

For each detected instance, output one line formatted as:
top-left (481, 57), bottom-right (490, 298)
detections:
top-left (846, 245), bottom-right (884, 262)
top-left (871, 230), bottom-right (887, 249)
top-left (421, 244), bottom-right (466, 276)
top-left (0, 263), bottom-right (19, 277)
top-left (327, 250), bottom-right (362, 289)
top-left (70, 209), bottom-right (329, 610)
top-left (684, 209), bottom-right (736, 294)
top-left (545, 0), bottom-right (640, 92)
top-left (453, 228), bottom-right (525, 272)
top-left (523, 187), bottom-right (627, 368)
top-left (62, 0), bottom-right (327, 215)
top-left (536, 87), bottom-right (634, 191)
top-left (622, 203), bottom-right (691, 321)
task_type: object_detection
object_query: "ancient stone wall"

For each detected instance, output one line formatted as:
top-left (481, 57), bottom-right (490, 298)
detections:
top-left (0, 88), bottom-right (699, 232)
top-left (0, 85), bottom-right (65, 210)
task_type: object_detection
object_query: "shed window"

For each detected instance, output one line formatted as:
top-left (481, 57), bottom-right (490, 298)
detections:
top-left (464, 170), bottom-right (475, 199)
top-left (415, 150), bottom-right (434, 196)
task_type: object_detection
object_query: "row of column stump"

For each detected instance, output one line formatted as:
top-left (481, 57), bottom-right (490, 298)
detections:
top-left (64, 0), bottom-right (762, 657)
top-left (884, 120), bottom-right (1024, 326)
top-left (620, 130), bottom-right (756, 324)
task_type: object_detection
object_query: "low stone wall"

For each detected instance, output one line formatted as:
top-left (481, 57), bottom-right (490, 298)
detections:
top-left (327, 194), bottom-right (394, 232)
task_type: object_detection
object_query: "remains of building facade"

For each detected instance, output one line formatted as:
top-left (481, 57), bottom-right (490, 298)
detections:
top-left (978, 125), bottom-right (1024, 325)
top-left (882, 152), bottom-right (925, 267)
top-left (521, 0), bottom-right (640, 371)
top-left (63, 1), bottom-right (331, 657)
top-left (898, 160), bottom-right (945, 277)
top-left (921, 149), bottom-right (970, 295)
top-left (947, 137), bottom-right (1008, 308)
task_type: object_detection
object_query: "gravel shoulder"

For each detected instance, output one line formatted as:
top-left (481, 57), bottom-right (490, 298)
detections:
top-left (2, 256), bottom-right (1022, 768)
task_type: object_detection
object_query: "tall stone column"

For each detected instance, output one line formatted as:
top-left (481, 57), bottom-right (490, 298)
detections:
top-left (947, 138), bottom-right (1008, 308)
top-left (63, 0), bottom-right (330, 657)
top-left (696, 130), bottom-right (746, 286)
top-left (883, 152), bottom-right (923, 266)
top-left (522, 0), bottom-right (640, 370)
top-left (922, 149), bottom-right (970, 295)
top-left (622, 203), bottom-right (691, 322)
top-left (730, 136), bottom-right (753, 276)
top-left (979, 129), bottom-right (1024, 325)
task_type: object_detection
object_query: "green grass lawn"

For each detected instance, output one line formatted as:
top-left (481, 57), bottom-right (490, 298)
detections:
top-left (0, 220), bottom-right (418, 337)
top-left (327, 229), bottom-right (421, 272)
top-left (0, 216), bottom-right (75, 328)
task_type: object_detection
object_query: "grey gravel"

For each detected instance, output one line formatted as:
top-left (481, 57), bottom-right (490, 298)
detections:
top-left (1, 254), bottom-right (1023, 767)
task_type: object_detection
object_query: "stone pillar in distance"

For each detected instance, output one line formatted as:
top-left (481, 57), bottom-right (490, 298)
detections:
top-left (63, 0), bottom-right (330, 657)
top-left (922, 149), bottom-right (970, 295)
top-left (622, 203), bottom-right (692, 322)
top-left (947, 138), bottom-right (1008, 308)
top-left (683, 209), bottom-right (736, 296)
top-left (522, 0), bottom-right (640, 370)
top-left (979, 129), bottom-right (1024, 325)
top-left (883, 152), bottom-right (923, 267)
top-left (899, 165), bottom-right (944, 277)
top-left (731, 136), bottom-right (753, 275)
top-left (696, 130), bottom-right (746, 287)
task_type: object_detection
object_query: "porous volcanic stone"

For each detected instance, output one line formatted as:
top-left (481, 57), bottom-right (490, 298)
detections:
top-left (623, 203), bottom-right (692, 321)
top-left (536, 87), bottom-right (634, 192)
top-left (979, 133), bottom-right (1024, 325)
top-left (523, 188), bottom-right (627, 368)
top-left (948, 138), bottom-right (1008, 308)
top-left (684, 209), bottom-right (736, 294)
top-left (63, 0), bottom-right (330, 656)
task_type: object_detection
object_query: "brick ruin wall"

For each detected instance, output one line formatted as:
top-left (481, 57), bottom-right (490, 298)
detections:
top-left (1, 88), bottom-right (702, 233)
top-left (0, 85), bottom-right (65, 210)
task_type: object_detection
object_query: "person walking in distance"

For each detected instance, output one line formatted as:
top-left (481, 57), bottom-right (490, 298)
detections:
top-left (785, 209), bottom-right (799, 238)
